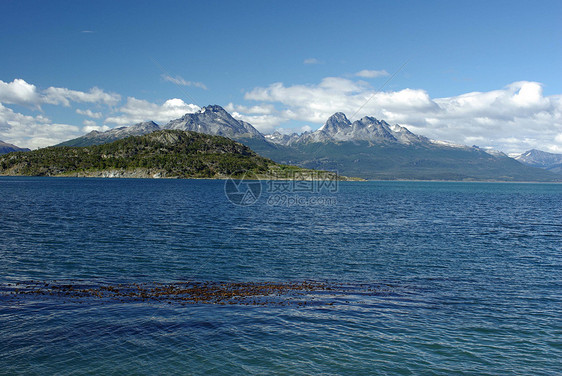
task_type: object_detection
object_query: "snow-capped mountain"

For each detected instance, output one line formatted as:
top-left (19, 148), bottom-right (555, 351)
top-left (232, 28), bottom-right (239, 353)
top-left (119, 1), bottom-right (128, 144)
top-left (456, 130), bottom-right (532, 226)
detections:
top-left (514, 149), bottom-right (562, 174)
top-left (52, 105), bottom-right (561, 181)
top-left (264, 131), bottom-right (302, 146)
top-left (266, 112), bottom-right (429, 145)
top-left (57, 105), bottom-right (264, 147)
top-left (163, 105), bottom-right (264, 140)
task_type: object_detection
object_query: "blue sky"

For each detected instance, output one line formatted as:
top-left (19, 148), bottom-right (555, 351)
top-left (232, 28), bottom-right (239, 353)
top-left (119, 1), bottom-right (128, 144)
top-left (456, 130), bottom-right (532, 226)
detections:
top-left (1, 0), bottom-right (561, 153)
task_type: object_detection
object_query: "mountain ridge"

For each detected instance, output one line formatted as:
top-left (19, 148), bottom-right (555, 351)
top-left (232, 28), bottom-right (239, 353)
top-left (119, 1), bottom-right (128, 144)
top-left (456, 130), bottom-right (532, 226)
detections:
top-left (52, 105), bottom-right (562, 181)
top-left (514, 149), bottom-right (562, 174)
top-left (268, 112), bottom-right (430, 145)
top-left (0, 140), bottom-right (31, 155)
top-left (56, 105), bottom-right (265, 148)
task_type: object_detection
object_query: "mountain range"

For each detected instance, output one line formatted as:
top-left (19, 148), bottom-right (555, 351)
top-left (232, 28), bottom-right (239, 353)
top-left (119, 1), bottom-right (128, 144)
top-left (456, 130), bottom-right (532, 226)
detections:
top-left (0, 140), bottom-right (30, 155)
top-left (513, 149), bottom-right (562, 174)
top-left (47, 105), bottom-right (562, 181)
top-left (57, 105), bottom-right (263, 147)
top-left (265, 112), bottom-right (430, 146)
top-left (0, 130), bottom-right (318, 179)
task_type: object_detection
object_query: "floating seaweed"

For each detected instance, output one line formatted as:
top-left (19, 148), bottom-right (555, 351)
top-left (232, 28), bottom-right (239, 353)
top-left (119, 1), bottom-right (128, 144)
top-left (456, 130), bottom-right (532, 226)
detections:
top-left (0, 280), bottom-right (397, 306)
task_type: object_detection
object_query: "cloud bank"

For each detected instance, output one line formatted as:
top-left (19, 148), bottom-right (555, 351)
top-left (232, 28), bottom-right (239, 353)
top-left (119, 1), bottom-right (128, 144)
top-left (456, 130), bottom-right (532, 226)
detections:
top-left (0, 78), bottom-right (200, 148)
top-left (105, 98), bottom-right (199, 126)
top-left (0, 79), bottom-right (121, 108)
top-left (238, 77), bottom-right (562, 153)
top-left (2, 76), bottom-right (562, 154)
top-left (76, 109), bottom-right (102, 118)
top-left (0, 102), bottom-right (81, 149)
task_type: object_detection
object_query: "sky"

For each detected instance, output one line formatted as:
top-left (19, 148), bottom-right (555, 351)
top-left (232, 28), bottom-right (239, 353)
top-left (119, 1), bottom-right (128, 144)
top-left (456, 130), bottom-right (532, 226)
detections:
top-left (1, 0), bottom-right (561, 153)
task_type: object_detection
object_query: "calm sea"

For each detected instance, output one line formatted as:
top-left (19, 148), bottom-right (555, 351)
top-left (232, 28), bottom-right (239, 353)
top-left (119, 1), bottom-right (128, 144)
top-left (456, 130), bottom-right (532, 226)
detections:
top-left (0, 177), bottom-right (561, 375)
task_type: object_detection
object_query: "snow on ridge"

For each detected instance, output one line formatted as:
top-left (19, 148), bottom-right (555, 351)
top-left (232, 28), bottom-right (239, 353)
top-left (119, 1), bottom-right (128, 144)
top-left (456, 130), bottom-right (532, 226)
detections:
top-left (430, 139), bottom-right (467, 148)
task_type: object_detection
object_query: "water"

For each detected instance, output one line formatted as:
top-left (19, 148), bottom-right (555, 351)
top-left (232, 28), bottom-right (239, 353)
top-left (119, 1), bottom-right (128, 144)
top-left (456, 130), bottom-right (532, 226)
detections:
top-left (1, 177), bottom-right (561, 375)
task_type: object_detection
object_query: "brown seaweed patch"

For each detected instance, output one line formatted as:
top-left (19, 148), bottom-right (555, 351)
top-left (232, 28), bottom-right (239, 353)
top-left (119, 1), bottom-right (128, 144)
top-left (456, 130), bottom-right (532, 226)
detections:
top-left (1, 280), bottom-right (396, 306)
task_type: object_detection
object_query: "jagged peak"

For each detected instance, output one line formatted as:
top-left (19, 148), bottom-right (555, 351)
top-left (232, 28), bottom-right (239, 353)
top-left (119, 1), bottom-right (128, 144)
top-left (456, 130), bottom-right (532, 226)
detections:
top-left (200, 104), bottom-right (228, 114)
top-left (389, 124), bottom-right (414, 133)
top-left (176, 105), bottom-right (227, 119)
top-left (357, 115), bottom-right (379, 122)
top-left (354, 116), bottom-right (382, 127)
top-left (319, 112), bottom-right (351, 132)
top-left (328, 112), bottom-right (350, 125)
top-left (329, 112), bottom-right (349, 121)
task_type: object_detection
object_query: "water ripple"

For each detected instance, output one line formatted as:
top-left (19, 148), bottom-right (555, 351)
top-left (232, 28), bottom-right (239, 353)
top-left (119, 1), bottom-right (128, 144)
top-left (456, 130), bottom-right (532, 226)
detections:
top-left (1, 178), bottom-right (561, 374)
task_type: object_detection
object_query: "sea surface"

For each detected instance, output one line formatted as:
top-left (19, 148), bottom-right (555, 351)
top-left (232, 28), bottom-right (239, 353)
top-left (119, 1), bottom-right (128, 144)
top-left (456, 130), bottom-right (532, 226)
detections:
top-left (0, 177), bottom-right (561, 375)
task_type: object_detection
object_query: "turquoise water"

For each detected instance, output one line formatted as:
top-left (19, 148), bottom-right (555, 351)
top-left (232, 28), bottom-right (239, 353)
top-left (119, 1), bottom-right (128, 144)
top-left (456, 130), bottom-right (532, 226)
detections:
top-left (1, 177), bottom-right (561, 375)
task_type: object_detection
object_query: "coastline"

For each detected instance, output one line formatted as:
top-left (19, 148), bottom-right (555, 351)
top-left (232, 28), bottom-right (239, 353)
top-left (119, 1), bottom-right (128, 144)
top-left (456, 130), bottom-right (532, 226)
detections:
top-left (0, 168), bottom-right (365, 181)
top-left (1, 172), bottom-right (560, 183)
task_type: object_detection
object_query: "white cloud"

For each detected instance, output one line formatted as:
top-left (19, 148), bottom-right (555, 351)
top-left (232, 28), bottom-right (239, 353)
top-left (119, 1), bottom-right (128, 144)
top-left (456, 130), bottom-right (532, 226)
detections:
top-left (0, 79), bottom-right (42, 107)
top-left (82, 120), bottom-right (110, 133)
top-left (162, 74), bottom-right (207, 90)
top-left (0, 78), bottom-right (120, 108)
top-left (225, 103), bottom-right (275, 115)
top-left (0, 78), bottom-right (200, 148)
top-left (240, 78), bottom-right (562, 153)
top-left (355, 69), bottom-right (389, 78)
top-left (0, 78), bottom-right (121, 147)
top-left (0, 102), bottom-right (81, 149)
top-left (275, 125), bottom-right (312, 135)
top-left (304, 58), bottom-right (320, 65)
top-left (227, 103), bottom-right (284, 131)
top-left (245, 77), bottom-right (371, 125)
top-left (230, 111), bottom-right (286, 132)
top-left (105, 97), bottom-right (199, 126)
top-left (76, 109), bottom-right (103, 118)
top-left (44, 86), bottom-right (121, 107)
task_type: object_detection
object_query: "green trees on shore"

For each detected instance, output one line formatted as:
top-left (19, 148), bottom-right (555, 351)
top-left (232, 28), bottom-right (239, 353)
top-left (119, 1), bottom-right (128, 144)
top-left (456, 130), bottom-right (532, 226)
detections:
top-left (0, 130), bottom-right (275, 178)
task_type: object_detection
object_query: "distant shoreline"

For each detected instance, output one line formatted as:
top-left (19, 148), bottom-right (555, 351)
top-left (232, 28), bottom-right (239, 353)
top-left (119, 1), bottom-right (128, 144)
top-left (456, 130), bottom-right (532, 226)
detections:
top-left (0, 170), bottom-right (364, 182)
top-left (2, 173), bottom-right (560, 184)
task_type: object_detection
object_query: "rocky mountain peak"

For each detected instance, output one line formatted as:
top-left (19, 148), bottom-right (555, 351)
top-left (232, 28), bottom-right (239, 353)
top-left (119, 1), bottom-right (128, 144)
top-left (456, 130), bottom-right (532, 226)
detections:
top-left (163, 104), bottom-right (263, 140)
top-left (266, 111), bottom-right (431, 146)
top-left (353, 116), bottom-right (388, 129)
top-left (199, 105), bottom-right (230, 116)
top-left (515, 149), bottom-right (562, 169)
top-left (320, 112), bottom-right (351, 134)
